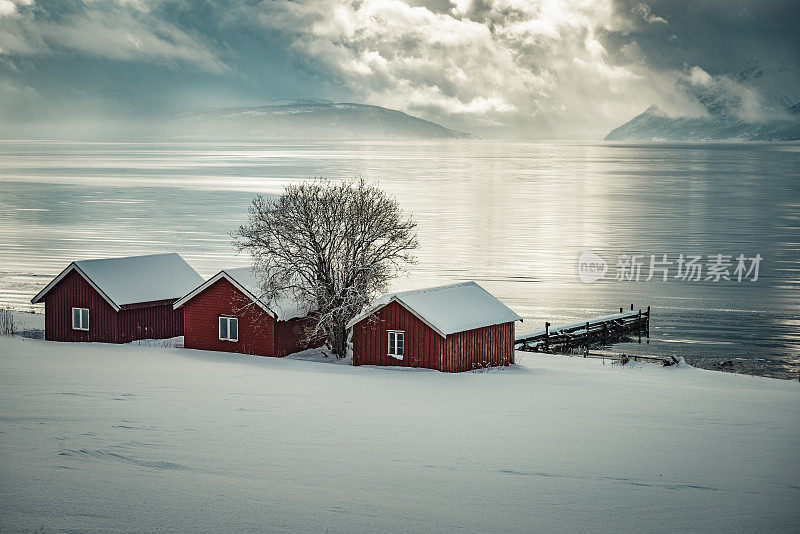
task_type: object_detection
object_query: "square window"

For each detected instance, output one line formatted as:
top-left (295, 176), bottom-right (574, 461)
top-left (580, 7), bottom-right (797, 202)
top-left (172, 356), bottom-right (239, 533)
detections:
top-left (219, 316), bottom-right (238, 342)
top-left (72, 307), bottom-right (89, 331)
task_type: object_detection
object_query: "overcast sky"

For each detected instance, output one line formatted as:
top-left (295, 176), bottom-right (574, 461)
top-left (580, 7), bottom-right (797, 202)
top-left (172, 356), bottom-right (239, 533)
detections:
top-left (1, 0), bottom-right (798, 138)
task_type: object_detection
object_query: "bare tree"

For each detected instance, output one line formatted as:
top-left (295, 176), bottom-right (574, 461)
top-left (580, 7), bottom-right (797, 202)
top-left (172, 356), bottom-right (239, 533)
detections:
top-left (233, 178), bottom-right (418, 357)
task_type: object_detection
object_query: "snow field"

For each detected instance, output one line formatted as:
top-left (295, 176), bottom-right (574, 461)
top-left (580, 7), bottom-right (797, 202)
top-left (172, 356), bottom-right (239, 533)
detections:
top-left (0, 335), bottom-right (798, 533)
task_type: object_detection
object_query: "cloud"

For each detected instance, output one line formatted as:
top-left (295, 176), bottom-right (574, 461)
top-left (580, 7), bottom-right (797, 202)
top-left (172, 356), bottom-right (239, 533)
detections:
top-left (0, 1), bottom-right (19, 18)
top-left (0, 0), bottom-right (32, 18)
top-left (632, 3), bottom-right (667, 24)
top-left (674, 64), bottom-right (800, 122)
top-left (259, 0), bottom-right (798, 135)
top-left (244, 0), bottom-right (679, 136)
top-left (0, 0), bottom-right (227, 72)
top-left (0, 0), bottom-right (797, 138)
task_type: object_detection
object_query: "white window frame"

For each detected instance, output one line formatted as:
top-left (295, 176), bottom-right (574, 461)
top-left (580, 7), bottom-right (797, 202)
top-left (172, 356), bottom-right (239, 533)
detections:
top-left (388, 330), bottom-right (404, 359)
top-left (72, 307), bottom-right (89, 331)
top-left (219, 316), bottom-right (239, 342)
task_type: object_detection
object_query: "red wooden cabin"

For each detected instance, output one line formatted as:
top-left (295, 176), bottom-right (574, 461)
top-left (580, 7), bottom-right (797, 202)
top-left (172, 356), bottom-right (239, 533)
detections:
top-left (30, 253), bottom-right (204, 343)
top-left (173, 268), bottom-right (316, 358)
top-left (347, 282), bottom-right (522, 372)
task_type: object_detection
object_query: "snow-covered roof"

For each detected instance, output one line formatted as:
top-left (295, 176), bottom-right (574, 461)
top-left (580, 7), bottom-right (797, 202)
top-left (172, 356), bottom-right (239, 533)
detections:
top-left (31, 253), bottom-right (204, 311)
top-left (345, 282), bottom-right (522, 337)
top-left (173, 267), bottom-right (309, 322)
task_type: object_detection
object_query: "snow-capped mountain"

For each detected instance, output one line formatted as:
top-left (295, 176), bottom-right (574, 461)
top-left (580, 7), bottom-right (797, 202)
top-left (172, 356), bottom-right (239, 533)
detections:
top-left (606, 63), bottom-right (800, 141)
top-left (149, 102), bottom-right (474, 140)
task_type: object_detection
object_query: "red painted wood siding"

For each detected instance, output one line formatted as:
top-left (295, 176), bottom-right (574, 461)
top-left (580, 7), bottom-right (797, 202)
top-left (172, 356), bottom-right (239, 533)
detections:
top-left (274, 316), bottom-right (319, 357)
top-left (116, 304), bottom-right (184, 343)
top-left (182, 277), bottom-right (284, 357)
top-left (182, 278), bottom-right (316, 358)
top-left (41, 269), bottom-right (184, 343)
top-left (443, 321), bottom-right (514, 372)
top-left (352, 300), bottom-right (445, 370)
top-left (43, 269), bottom-right (118, 342)
top-left (351, 300), bottom-right (515, 372)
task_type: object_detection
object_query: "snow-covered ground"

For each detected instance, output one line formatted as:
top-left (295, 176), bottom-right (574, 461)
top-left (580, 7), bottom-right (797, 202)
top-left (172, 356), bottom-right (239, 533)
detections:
top-left (0, 335), bottom-right (798, 533)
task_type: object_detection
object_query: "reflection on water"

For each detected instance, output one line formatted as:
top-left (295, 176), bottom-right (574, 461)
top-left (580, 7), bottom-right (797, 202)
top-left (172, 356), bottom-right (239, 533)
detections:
top-left (1, 140), bottom-right (798, 376)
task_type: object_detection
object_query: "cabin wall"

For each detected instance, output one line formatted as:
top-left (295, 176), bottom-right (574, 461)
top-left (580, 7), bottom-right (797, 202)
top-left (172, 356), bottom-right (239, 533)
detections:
top-left (274, 316), bottom-right (319, 357)
top-left (42, 269), bottom-right (118, 342)
top-left (182, 278), bottom-right (277, 357)
top-left (116, 303), bottom-right (184, 343)
top-left (352, 300), bottom-right (445, 370)
top-left (443, 321), bottom-right (515, 372)
top-left (41, 270), bottom-right (185, 343)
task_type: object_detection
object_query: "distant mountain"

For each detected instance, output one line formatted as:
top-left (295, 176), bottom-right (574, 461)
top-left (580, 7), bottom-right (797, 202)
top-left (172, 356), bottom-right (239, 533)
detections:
top-left (605, 104), bottom-right (800, 141)
top-left (606, 63), bottom-right (800, 141)
top-left (148, 102), bottom-right (474, 140)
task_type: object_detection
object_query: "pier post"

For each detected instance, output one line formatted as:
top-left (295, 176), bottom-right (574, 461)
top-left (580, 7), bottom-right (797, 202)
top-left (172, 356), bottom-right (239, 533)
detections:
top-left (544, 322), bottom-right (550, 352)
top-left (638, 309), bottom-right (642, 343)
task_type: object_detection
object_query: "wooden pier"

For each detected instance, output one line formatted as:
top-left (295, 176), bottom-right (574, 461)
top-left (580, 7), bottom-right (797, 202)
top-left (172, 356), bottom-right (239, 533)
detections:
top-left (515, 305), bottom-right (650, 354)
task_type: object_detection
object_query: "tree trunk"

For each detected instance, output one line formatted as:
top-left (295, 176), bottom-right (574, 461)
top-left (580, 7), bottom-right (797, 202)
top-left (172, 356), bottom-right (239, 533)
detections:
top-left (331, 323), bottom-right (347, 358)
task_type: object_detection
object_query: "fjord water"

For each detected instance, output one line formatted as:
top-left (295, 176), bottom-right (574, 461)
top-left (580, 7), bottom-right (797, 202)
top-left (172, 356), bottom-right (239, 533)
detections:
top-left (0, 140), bottom-right (797, 376)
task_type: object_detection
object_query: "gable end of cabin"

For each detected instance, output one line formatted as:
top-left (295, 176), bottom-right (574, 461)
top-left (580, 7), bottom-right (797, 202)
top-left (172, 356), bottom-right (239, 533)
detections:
top-left (181, 276), bottom-right (278, 357)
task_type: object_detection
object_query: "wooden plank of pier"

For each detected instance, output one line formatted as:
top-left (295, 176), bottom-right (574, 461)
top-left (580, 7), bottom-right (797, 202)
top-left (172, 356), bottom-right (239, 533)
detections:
top-left (515, 305), bottom-right (650, 354)
top-left (546, 350), bottom-right (680, 368)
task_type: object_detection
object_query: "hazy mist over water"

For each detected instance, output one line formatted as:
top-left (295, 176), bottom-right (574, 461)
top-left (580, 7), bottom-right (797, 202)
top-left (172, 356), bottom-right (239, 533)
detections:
top-left (0, 140), bottom-right (798, 376)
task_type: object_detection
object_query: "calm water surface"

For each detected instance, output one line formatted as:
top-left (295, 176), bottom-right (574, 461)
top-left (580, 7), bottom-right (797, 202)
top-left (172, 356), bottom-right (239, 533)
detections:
top-left (0, 140), bottom-right (798, 376)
